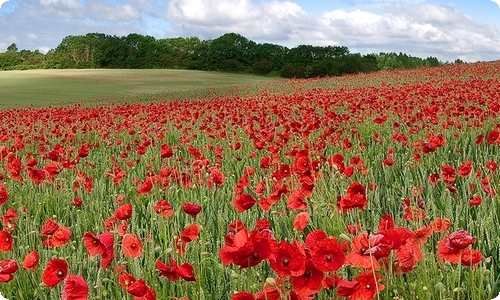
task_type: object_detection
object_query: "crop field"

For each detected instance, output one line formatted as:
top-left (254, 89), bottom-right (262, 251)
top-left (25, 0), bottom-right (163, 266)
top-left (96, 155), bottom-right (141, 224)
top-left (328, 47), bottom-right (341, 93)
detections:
top-left (0, 69), bottom-right (277, 109)
top-left (0, 62), bottom-right (500, 300)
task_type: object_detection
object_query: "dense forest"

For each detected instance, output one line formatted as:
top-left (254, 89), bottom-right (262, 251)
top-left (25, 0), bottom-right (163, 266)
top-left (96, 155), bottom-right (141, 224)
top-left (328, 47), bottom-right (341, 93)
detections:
top-left (0, 32), bottom-right (443, 78)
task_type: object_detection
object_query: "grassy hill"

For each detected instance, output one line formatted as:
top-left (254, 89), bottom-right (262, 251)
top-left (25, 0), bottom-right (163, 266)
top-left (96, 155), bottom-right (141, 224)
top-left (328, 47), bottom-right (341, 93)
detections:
top-left (0, 69), bottom-right (278, 109)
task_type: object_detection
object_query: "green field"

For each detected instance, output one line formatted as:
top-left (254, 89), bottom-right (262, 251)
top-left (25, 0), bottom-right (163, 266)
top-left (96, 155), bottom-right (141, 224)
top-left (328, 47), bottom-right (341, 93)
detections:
top-left (0, 69), bottom-right (277, 108)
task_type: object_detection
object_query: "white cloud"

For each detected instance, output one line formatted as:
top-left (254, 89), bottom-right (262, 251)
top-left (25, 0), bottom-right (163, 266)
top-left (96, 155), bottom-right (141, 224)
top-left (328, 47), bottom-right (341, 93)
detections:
top-left (167, 0), bottom-right (309, 41)
top-left (36, 0), bottom-right (84, 18)
top-left (491, 0), bottom-right (500, 8)
top-left (0, 0), bottom-right (499, 62)
top-left (89, 3), bottom-right (139, 21)
top-left (302, 3), bottom-right (500, 61)
top-left (0, 0), bottom-right (8, 8)
top-left (164, 1), bottom-right (500, 61)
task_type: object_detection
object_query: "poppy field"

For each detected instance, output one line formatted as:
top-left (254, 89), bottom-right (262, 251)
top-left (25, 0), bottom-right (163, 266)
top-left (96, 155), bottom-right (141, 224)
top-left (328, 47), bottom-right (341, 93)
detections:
top-left (1, 61), bottom-right (500, 300)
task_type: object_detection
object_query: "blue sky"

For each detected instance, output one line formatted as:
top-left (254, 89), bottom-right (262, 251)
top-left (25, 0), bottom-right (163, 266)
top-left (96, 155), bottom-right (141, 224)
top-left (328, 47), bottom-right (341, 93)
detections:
top-left (1, 0), bottom-right (500, 62)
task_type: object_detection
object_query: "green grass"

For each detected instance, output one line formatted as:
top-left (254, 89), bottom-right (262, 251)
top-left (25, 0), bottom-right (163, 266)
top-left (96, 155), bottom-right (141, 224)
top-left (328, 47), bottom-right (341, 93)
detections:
top-left (0, 69), bottom-right (278, 109)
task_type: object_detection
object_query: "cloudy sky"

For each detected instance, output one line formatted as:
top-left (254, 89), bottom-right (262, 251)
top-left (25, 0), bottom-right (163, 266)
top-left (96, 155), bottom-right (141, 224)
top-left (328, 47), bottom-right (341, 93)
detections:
top-left (1, 0), bottom-right (500, 62)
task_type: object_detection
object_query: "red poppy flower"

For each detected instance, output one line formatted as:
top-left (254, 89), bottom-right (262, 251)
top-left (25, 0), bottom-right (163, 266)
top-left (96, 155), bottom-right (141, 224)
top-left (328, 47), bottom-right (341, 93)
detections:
top-left (41, 219), bottom-right (60, 237)
top-left (180, 223), bottom-right (201, 243)
top-left (441, 164), bottom-right (456, 183)
top-left (437, 238), bottom-right (461, 263)
top-left (0, 184), bottom-right (8, 206)
top-left (291, 260), bottom-right (324, 297)
top-left (305, 230), bottom-right (328, 249)
top-left (62, 275), bottom-right (89, 300)
top-left (160, 143), bottom-right (173, 158)
top-left (182, 202), bottom-right (202, 218)
top-left (27, 167), bottom-right (46, 185)
top-left (23, 250), bottom-right (39, 270)
top-left (177, 262), bottom-right (196, 282)
top-left (233, 194), bottom-right (256, 213)
top-left (106, 164), bottom-right (126, 185)
top-left (346, 223), bottom-right (362, 235)
top-left (395, 241), bottom-right (422, 273)
top-left (137, 177), bottom-right (154, 195)
top-left (336, 278), bottom-right (360, 297)
top-left (475, 134), bottom-right (484, 145)
top-left (0, 230), bottom-right (13, 252)
top-left (378, 214), bottom-right (395, 231)
top-left (44, 162), bottom-right (62, 177)
top-left (154, 199), bottom-right (174, 218)
top-left (26, 157), bottom-right (38, 167)
top-left (338, 181), bottom-right (367, 213)
top-left (470, 195), bottom-right (482, 206)
top-left (127, 278), bottom-right (148, 297)
top-left (104, 216), bottom-right (117, 231)
top-left (486, 160), bottom-right (498, 173)
top-left (1, 207), bottom-right (17, 231)
top-left (48, 226), bottom-right (72, 247)
top-left (292, 150), bottom-right (310, 175)
top-left (269, 241), bottom-right (306, 277)
top-left (156, 257), bottom-right (180, 281)
top-left (345, 233), bottom-right (382, 270)
top-left (310, 237), bottom-right (345, 272)
top-left (121, 233), bottom-right (143, 258)
top-left (115, 203), bottom-right (133, 220)
top-left (340, 271), bottom-right (385, 300)
top-left (447, 230), bottom-right (476, 249)
top-left (278, 164), bottom-right (291, 179)
top-left (382, 157), bottom-right (394, 166)
top-left (428, 173), bottom-right (440, 185)
top-left (232, 292), bottom-right (255, 300)
top-left (487, 129), bottom-right (500, 144)
top-left (287, 190), bottom-right (308, 210)
top-left (77, 143), bottom-right (91, 158)
top-left (99, 232), bottom-right (115, 268)
top-left (42, 258), bottom-right (68, 288)
top-left (219, 228), bottom-right (273, 268)
top-left (118, 271), bottom-right (136, 290)
top-left (431, 217), bottom-right (451, 233)
top-left (412, 225), bottom-right (433, 245)
top-left (0, 259), bottom-right (18, 283)
top-left (83, 232), bottom-right (106, 257)
top-left (437, 230), bottom-right (477, 264)
top-left (117, 220), bottom-right (128, 236)
top-left (140, 287), bottom-right (157, 300)
top-left (73, 196), bottom-right (83, 207)
top-left (209, 168), bottom-right (225, 187)
top-left (458, 161), bottom-right (473, 177)
top-left (293, 212), bottom-right (310, 231)
top-left (460, 249), bottom-right (483, 266)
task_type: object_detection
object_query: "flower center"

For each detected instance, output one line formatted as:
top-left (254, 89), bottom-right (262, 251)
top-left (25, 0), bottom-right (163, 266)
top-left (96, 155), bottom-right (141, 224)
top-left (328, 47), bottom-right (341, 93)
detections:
top-left (57, 270), bottom-right (64, 278)
top-left (326, 254), bottom-right (332, 262)
top-left (282, 258), bottom-right (289, 266)
top-left (252, 252), bottom-right (259, 260)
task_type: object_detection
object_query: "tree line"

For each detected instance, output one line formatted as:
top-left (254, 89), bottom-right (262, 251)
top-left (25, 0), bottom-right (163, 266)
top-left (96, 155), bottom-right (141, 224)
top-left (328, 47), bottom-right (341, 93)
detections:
top-left (0, 32), bottom-right (442, 77)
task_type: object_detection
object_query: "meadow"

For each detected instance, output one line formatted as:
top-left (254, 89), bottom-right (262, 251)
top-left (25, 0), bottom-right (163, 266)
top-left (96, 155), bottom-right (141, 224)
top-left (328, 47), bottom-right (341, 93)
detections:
top-left (0, 62), bottom-right (499, 300)
top-left (0, 69), bottom-right (277, 108)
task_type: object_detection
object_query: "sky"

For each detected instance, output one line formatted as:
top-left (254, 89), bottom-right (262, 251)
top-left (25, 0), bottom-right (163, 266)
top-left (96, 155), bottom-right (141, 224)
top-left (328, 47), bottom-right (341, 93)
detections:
top-left (1, 0), bottom-right (500, 62)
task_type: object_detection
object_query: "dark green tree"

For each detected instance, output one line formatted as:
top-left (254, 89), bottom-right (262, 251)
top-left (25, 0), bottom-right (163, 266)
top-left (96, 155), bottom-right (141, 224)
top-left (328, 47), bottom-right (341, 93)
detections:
top-left (207, 33), bottom-right (257, 72)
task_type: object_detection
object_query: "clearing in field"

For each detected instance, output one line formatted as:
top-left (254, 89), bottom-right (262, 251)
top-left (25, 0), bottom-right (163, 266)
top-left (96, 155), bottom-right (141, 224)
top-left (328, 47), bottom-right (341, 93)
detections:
top-left (0, 69), bottom-right (277, 109)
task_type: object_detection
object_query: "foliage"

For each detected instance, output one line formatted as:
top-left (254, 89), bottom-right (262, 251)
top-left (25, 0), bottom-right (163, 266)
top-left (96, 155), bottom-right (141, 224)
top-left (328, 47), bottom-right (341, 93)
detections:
top-left (1, 32), bottom-right (444, 77)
